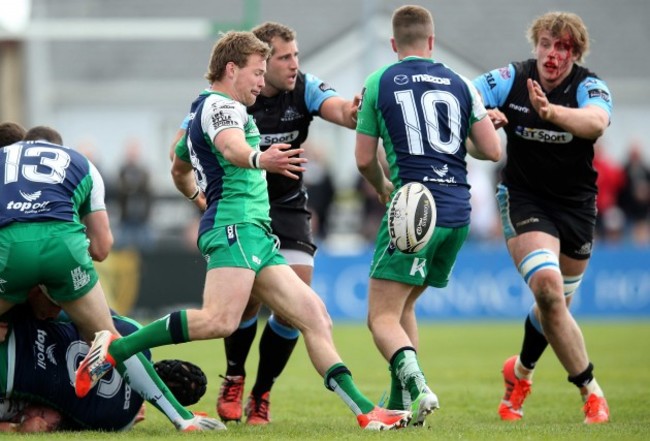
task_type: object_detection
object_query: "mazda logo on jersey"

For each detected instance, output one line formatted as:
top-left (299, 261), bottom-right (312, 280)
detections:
top-left (394, 74), bottom-right (409, 85)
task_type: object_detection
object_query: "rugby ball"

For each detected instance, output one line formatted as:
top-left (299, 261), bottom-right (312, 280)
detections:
top-left (387, 182), bottom-right (436, 254)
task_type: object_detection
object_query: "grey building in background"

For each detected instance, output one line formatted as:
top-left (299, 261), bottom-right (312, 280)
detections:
top-left (1, 0), bottom-right (648, 240)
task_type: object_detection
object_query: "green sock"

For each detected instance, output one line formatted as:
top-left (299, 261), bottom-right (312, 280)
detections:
top-left (392, 349), bottom-right (427, 401)
top-left (325, 363), bottom-right (375, 415)
top-left (110, 311), bottom-right (190, 364)
top-left (387, 364), bottom-right (409, 410)
top-left (118, 352), bottom-right (193, 421)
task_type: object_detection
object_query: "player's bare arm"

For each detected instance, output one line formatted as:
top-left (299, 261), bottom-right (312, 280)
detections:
top-left (169, 128), bottom-right (186, 162)
top-left (320, 95), bottom-right (361, 129)
top-left (355, 133), bottom-right (393, 204)
top-left (82, 211), bottom-right (113, 261)
top-left (468, 116), bottom-right (503, 162)
top-left (171, 155), bottom-right (206, 211)
top-left (527, 78), bottom-right (608, 140)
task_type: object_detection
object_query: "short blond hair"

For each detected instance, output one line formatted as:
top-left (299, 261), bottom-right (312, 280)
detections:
top-left (527, 11), bottom-right (590, 64)
top-left (205, 31), bottom-right (271, 83)
top-left (392, 5), bottom-right (434, 49)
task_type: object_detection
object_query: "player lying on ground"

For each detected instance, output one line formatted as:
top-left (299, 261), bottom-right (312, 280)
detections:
top-left (0, 288), bottom-right (220, 432)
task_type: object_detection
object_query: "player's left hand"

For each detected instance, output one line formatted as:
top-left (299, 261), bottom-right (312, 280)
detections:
top-left (259, 144), bottom-right (307, 180)
top-left (527, 78), bottom-right (555, 121)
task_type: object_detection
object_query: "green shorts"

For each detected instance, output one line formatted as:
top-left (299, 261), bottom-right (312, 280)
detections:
top-left (0, 222), bottom-right (99, 303)
top-left (198, 223), bottom-right (287, 273)
top-left (370, 217), bottom-right (469, 288)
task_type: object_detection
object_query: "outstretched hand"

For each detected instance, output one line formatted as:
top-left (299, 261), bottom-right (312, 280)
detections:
top-left (527, 78), bottom-right (554, 121)
top-left (259, 144), bottom-right (307, 180)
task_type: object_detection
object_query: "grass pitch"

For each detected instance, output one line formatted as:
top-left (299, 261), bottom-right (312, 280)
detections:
top-left (10, 320), bottom-right (649, 440)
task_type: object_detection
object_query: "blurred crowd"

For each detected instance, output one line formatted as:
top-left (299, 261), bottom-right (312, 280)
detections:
top-left (592, 139), bottom-right (650, 244)
top-left (307, 138), bottom-right (650, 248)
top-left (91, 136), bottom-right (648, 252)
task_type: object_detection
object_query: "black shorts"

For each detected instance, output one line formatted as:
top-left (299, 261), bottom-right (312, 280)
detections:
top-left (269, 188), bottom-right (317, 256)
top-left (496, 183), bottom-right (596, 260)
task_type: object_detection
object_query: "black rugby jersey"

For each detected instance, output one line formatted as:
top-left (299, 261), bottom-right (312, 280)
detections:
top-left (247, 71), bottom-right (335, 202)
top-left (476, 60), bottom-right (612, 205)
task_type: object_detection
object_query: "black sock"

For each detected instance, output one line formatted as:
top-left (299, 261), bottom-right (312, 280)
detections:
top-left (568, 363), bottom-right (594, 388)
top-left (250, 319), bottom-right (299, 397)
top-left (223, 319), bottom-right (258, 377)
top-left (519, 315), bottom-right (549, 370)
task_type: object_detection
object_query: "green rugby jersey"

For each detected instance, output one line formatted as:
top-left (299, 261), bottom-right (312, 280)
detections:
top-left (176, 91), bottom-right (272, 236)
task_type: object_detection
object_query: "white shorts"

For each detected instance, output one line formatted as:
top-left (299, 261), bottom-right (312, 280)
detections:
top-left (280, 248), bottom-right (314, 267)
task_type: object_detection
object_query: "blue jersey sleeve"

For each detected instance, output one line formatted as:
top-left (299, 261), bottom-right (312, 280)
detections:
top-left (576, 77), bottom-right (612, 117)
top-left (303, 73), bottom-right (339, 114)
top-left (472, 64), bottom-right (516, 108)
top-left (180, 113), bottom-right (191, 130)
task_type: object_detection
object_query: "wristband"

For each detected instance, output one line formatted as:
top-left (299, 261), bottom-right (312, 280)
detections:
top-left (248, 151), bottom-right (261, 169)
top-left (188, 187), bottom-right (201, 201)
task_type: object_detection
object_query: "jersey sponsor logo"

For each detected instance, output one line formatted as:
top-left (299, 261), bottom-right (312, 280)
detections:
top-left (210, 110), bottom-right (237, 130)
top-left (35, 329), bottom-right (57, 370)
top-left (412, 74), bottom-right (451, 85)
top-left (5, 189), bottom-right (51, 214)
top-left (423, 174), bottom-right (456, 185)
top-left (588, 89), bottom-right (611, 102)
top-left (485, 72), bottom-right (497, 90)
top-left (394, 74), bottom-right (409, 85)
top-left (260, 131), bottom-right (300, 146)
top-left (319, 82), bottom-right (335, 93)
top-left (424, 164), bottom-right (456, 184)
top-left (514, 126), bottom-right (573, 144)
top-left (515, 216), bottom-right (539, 228)
top-left (431, 164), bottom-right (448, 178)
top-left (409, 258), bottom-right (427, 277)
top-left (498, 67), bottom-right (511, 79)
top-left (508, 103), bottom-right (530, 113)
top-left (71, 266), bottom-right (91, 291)
top-left (280, 106), bottom-right (303, 122)
top-left (19, 190), bottom-right (41, 201)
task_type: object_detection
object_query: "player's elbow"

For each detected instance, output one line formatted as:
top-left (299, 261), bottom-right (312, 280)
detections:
top-left (485, 142), bottom-right (503, 162)
top-left (89, 233), bottom-right (113, 261)
top-left (356, 159), bottom-right (372, 174)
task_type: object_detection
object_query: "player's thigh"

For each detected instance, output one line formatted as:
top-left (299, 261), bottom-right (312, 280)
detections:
top-left (254, 264), bottom-right (329, 331)
top-left (59, 281), bottom-right (117, 339)
top-left (0, 226), bottom-right (97, 304)
top-left (199, 223), bottom-right (282, 322)
top-left (40, 231), bottom-right (100, 302)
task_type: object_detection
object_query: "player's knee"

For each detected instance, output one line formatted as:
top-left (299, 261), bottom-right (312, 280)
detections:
top-left (201, 313), bottom-right (241, 338)
top-left (310, 299), bottom-right (333, 333)
top-left (518, 249), bottom-right (562, 294)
